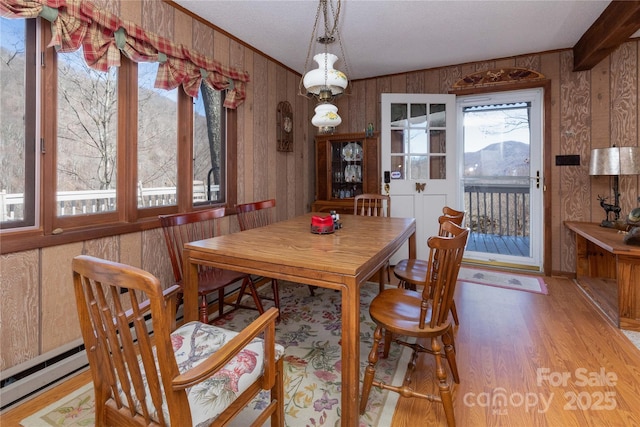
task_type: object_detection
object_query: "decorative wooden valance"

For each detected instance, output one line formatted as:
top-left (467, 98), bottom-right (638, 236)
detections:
top-left (452, 67), bottom-right (545, 90)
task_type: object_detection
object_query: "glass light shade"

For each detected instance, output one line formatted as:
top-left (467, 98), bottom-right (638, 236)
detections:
top-left (589, 147), bottom-right (640, 175)
top-left (303, 53), bottom-right (348, 97)
top-left (311, 103), bottom-right (342, 133)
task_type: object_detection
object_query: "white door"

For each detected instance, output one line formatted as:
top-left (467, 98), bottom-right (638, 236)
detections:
top-left (381, 93), bottom-right (458, 262)
top-left (457, 89), bottom-right (543, 270)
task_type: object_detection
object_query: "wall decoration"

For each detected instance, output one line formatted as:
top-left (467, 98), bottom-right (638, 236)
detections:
top-left (277, 101), bottom-right (293, 152)
top-left (452, 67), bottom-right (545, 90)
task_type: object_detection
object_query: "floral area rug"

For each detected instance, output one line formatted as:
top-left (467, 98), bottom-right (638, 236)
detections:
top-left (21, 281), bottom-right (411, 427)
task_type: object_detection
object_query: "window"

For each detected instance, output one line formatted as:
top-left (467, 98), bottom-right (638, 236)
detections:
top-left (137, 61), bottom-right (177, 208)
top-left (0, 17), bottom-right (37, 229)
top-left (57, 47), bottom-right (118, 216)
top-left (193, 83), bottom-right (225, 205)
top-left (1, 16), bottom-right (236, 250)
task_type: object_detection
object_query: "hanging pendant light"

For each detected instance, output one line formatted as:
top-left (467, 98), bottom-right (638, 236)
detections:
top-left (311, 103), bottom-right (342, 134)
top-left (303, 53), bottom-right (348, 97)
top-left (299, 0), bottom-right (350, 133)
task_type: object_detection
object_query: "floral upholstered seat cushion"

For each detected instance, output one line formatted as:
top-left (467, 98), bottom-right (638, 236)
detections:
top-left (117, 321), bottom-right (285, 426)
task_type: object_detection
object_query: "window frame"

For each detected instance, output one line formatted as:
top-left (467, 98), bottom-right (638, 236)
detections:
top-left (0, 18), bottom-right (38, 231)
top-left (0, 19), bottom-right (238, 254)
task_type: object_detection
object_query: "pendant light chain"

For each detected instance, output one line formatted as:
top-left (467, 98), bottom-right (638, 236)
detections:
top-left (301, 0), bottom-right (348, 98)
top-left (301, 1), bottom-right (323, 95)
top-left (300, 0), bottom-right (349, 133)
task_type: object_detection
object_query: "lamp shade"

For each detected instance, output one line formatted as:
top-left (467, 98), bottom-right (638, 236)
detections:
top-left (311, 103), bottom-right (342, 133)
top-left (303, 53), bottom-right (348, 96)
top-left (589, 147), bottom-right (640, 176)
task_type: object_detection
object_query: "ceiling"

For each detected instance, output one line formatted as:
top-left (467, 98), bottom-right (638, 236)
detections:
top-left (171, 0), bottom-right (638, 81)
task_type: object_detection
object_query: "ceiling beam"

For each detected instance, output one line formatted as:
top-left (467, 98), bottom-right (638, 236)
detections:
top-left (573, 0), bottom-right (640, 71)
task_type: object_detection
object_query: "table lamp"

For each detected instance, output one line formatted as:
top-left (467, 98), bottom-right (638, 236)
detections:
top-left (589, 146), bottom-right (640, 227)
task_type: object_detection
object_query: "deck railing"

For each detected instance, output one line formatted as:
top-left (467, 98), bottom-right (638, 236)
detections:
top-left (463, 180), bottom-right (530, 237)
top-left (0, 182), bottom-right (217, 222)
top-left (2, 182), bottom-right (529, 233)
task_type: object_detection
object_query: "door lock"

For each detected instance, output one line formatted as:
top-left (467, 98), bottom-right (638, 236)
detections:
top-left (416, 182), bottom-right (426, 193)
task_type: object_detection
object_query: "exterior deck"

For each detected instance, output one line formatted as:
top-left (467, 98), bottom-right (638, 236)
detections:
top-left (466, 231), bottom-right (530, 257)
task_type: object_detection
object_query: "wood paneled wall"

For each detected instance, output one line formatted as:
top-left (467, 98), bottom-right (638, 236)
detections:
top-left (334, 41), bottom-right (639, 277)
top-left (0, 0), bottom-right (311, 372)
top-left (1, 0), bottom-right (638, 376)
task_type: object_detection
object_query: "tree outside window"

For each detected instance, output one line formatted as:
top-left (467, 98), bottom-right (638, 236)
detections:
top-left (57, 47), bottom-right (118, 215)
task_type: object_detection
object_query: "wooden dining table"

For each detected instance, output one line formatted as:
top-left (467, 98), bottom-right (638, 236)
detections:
top-left (182, 212), bottom-right (416, 426)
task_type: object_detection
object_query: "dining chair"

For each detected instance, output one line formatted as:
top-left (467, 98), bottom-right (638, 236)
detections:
top-left (159, 208), bottom-right (265, 323)
top-left (354, 193), bottom-right (391, 217)
top-left (72, 255), bottom-right (284, 427)
top-left (235, 199), bottom-right (282, 314)
top-left (359, 221), bottom-right (469, 427)
top-left (393, 206), bottom-right (465, 324)
top-left (354, 193), bottom-right (392, 292)
top-left (235, 199), bottom-right (315, 313)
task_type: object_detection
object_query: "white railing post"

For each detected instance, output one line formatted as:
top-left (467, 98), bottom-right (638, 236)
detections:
top-left (1, 184), bottom-right (221, 224)
top-left (0, 190), bottom-right (6, 222)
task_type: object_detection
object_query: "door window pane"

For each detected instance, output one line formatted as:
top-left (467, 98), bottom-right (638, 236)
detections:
top-left (430, 129), bottom-right (446, 154)
top-left (429, 104), bottom-right (446, 127)
top-left (409, 129), bottom-right (428, 153)
top-left (390, 155), bottom-right (405, 179)
top-left (57, 47), bottom-right (118, 216)
top-left (388, 102), bottom-right (448, 181)
top-left (462, 101), bottom-right (533, 258)
top-left (137, 61), bottom-right (177, 208)
top-left (390, 130), bottom-right (405, 154)
top-left (410, 103), bottom-right (427, 121)
top-left (409, 156), bottom-right (429, 180)
top-left (430, 156), bottom-right (446, 179)
top-left (390, 103), bottom-right (407, 127)
top-left (463, 102), bottom-right (531, 177)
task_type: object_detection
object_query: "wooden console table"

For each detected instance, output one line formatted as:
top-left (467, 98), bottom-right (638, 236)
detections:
top-left (565, 221), bottom-right (640, 331)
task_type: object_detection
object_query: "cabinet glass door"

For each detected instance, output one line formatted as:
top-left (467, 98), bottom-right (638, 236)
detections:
top-left (331, 140), bottom-right (364, 199)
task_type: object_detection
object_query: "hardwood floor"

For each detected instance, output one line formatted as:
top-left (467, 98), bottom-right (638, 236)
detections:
top-left (2, 275), bottom-right (640, 426)
top-left (391, 275), bottom-right (640, 426)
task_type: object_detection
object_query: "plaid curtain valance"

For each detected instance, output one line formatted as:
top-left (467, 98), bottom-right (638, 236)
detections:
top-left (0, 0), bottom-right (249, 108)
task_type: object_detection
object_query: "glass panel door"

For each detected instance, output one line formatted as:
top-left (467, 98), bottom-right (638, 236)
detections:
top-left (382, 93), bottom-right (457, 262)
top-left (457, 89), bottom-right (543, 270)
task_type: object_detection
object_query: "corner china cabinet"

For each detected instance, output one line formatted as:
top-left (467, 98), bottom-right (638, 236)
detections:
top-left (313, 132), bottom-right (380, 214)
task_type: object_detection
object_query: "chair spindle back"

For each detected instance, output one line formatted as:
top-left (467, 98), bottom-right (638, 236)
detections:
top-left (354, 193), bottom-right (391, 217)
top-left (421, 221), bottom-right (469, 329)
top-left (73, 255), bottom-right (183, 426)
top-left (236, 199), bottom-right (276, 231)
top-left (159, 208), bottom-right (225, 283)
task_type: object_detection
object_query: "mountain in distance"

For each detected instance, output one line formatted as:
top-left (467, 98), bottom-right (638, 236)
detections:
top-left (464, 140), bottom-right (530, 177)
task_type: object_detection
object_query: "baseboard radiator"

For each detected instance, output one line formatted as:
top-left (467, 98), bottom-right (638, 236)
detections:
top-left (0, 339), bottom-right (88, 412)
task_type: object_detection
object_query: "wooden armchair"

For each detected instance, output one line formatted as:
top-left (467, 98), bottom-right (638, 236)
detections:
top-left (72, 255), bottom-right (284, 426)
top-left (359, 222), bottom-right (469, 427)
top-left (393, 206), bottom-right (466, 324)
top-left (159, 208), bottom-right (265, 323)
